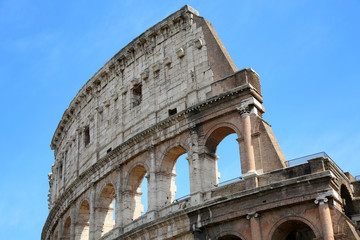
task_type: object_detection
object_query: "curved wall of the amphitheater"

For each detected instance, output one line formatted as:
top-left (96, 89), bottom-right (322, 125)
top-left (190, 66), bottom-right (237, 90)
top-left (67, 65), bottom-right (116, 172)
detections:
top-left (44, 5), bottom-right (288, 240)
top-left (48, 6), bottom-right (237, 205)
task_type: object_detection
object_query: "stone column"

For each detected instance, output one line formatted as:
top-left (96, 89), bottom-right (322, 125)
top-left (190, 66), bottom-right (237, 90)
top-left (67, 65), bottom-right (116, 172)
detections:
top-left (95, 107), bottom-right (102, 162)
top-left (70, 203), bottom-right (76, 240)
top-left (58, 218), bottom-right (63, 240)
top-left (89, 183), bottom-right (96, 240)
top-left (188, 125), bottom-right (203, 205)
top-left (315, 197), bottom-right (334, 240)
top-left (75, 128), bottom-right (82, 177)
top-left (115, 166), bottom-right (122, 229)
top-left (148, 145), bottom-right (157, 211)
top-left (237, 105), bottom-right (256, 175)
top-left (247, 212), bottom-right (262, 240)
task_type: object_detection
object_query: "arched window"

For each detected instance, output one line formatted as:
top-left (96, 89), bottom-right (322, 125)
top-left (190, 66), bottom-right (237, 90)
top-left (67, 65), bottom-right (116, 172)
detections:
top-left (271, 220), bottom-right (316, 240)
top-left (75, 200), bottom-right (90, 240)
top-left (158, 146), bottom-right (189, 207)
top-left (341, 185), bottom-right (354, 218)
top-left (62, 217), bottom-right (71, 240)
top-left (174, 153), bottom-right (190, 200)
top-left (140, 173), bottom-right (148, 215)
top-left (216, 133), bottom-right (242, 184)
top-left (205, 125), bottom-right (241, 187)
top-left (124, 165), bottom-right (147, 224)
top-left (96, 184), bottom-right (115, 238)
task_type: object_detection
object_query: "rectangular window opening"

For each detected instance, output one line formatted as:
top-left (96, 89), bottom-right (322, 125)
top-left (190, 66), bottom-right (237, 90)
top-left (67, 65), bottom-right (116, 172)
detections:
top-left (84, 126), bottom-right (90, 147)
top-left (168, 108), bottom-right (177, 116)
top-left (132, 84), bottom-right (142, 107)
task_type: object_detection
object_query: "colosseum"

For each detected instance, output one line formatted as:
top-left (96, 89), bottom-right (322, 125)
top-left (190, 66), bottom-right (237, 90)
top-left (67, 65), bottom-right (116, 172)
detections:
top-left (43, 5), bottom-right (360, 240)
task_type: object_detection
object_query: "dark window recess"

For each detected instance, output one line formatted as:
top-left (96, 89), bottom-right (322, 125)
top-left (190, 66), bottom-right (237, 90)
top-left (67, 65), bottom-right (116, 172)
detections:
top-left (59, 163), bottom-right (63, 179)
top-left (132, 84), bottom-right (142, 107)
top-left (84, 126), bottom-right (90, 147)
top-left (168, 108), bottom-right (177, 116)
top-left (107, 148), bottom-right (112, 153)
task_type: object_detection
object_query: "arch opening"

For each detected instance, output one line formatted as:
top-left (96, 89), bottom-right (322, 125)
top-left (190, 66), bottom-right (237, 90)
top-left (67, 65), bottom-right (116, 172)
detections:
top-left (124, 165), bottom-right (147, 223)
top-left (174, 153), bottom-right (190, 200)
top-left (341, 184), bottom-right (355, 218)
top-left (205, 126), bottom-right (241, 187)
top-left (159, 146), bottom-right (189, 207)
top-left (96, 184), bottom-right (115, 238)
top-left (216, 133), bottom-right (242, 184)
top-left (62, 217), bottom-right (71, 240)
top-left (75, 200), bottom-right (90, 240)
top-left (140, 172), bottom-right (148, 215)
top-left (271, 220), bottom-right (316, 240)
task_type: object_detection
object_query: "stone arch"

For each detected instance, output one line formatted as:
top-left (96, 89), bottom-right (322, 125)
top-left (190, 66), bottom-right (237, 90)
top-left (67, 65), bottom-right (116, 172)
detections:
top-left (96, 175), bottom-right (116, 198)
top-left (123, 164), bottom-right (148, 224)
top-left (158, 141), bottom-right (189, 168)
top-left (202, 122), bottom-right (242, 188)
top-left (95, 183), bottom-right (115, 238)
top-left (158, 144), bottom-right (188, 207)
top-left (62, 216), bottom-right (71, 240)
top-left (75, 200), bottom-right (90, 240)
top-left (204, 122), bottom-right (241, 154)
top-left (216, 230), bottom-right (247, 240)
top-left (124, 161), bottom-right (150, 186)
top-left (268, 216), bottom-right (320, 240)
top-left (340, 184), bottom-right (355, 218)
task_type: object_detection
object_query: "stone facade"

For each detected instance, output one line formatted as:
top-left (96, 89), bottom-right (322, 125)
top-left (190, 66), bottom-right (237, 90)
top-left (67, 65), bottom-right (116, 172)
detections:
top-left (43, 5), bottom-right (360, 240)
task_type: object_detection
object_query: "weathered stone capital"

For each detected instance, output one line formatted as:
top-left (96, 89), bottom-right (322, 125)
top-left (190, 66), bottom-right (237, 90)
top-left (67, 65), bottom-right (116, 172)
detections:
top-left (237, 97), bottom-right (264, 118)
top-left (188, 124), bottom-right (198, 135)
top-left (147, 145), bottom-right (155, 153)
top-left (237, 105), bottom-right (252, 117)
top-left (246, 212), bottom-right (260, 219)
top-left (314, 197), bottom-right (328, 205)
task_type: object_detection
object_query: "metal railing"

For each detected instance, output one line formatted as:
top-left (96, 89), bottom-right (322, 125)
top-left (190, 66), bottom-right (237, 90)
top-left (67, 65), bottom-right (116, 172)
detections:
top-left (173, 194), bottom-right (190, 203)
top-left (285, 151), bottom-right (353, 180)
top-left (355, 175), bottom-right (360, 181)
top-left (286, 152), bottom-right (329, 167)
top-left (215, 176), bottom-right (243, 187)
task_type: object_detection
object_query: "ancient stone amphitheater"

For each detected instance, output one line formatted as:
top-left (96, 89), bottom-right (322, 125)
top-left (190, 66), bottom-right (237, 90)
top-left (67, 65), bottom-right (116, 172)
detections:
top-left (43, 5), bottom-right (360, 240)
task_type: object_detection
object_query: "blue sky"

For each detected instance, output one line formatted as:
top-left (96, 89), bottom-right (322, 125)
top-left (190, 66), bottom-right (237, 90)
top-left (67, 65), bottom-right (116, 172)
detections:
top-left (0, 0), bottom-right (359, 239)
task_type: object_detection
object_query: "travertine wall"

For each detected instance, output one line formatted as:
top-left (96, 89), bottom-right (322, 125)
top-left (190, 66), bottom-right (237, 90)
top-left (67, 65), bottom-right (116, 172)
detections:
top-left (43, 5), bottom-right (360, 240)
top-left (48, 5), bottom-right (238, 204)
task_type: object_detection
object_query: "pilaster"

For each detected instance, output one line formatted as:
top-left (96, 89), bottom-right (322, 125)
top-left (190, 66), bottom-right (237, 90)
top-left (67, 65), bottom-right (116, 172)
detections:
top-left (115, 166), bottom-right (123, 229)
top-left (247, 212), bottom-right (262, 240)
top-left (188, 125), bottom-right (204, 205)
top-left (315, 197), bottom-right (334, 240)
top-left (237, 97), bottom-right (263, 177)
top-left (89, 183), bottom-right (96, 240)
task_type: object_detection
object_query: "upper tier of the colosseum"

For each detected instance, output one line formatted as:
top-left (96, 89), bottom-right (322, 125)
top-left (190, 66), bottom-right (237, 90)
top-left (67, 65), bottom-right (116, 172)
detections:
top-left (48, 5), bottom-right (245, 204)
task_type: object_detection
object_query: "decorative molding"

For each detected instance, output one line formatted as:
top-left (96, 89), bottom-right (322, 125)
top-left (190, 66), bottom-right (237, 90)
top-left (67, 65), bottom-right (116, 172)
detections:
top-left (163, 56), bottom-right (172, 66)
top-left (314, 197), bottom-right (328, 205)
top-left (195, 39), bottom-right (203, 49)
top-left (176, 48), bottom-right (185, 58)
top-left (246, 212), bottom-right (260, 219)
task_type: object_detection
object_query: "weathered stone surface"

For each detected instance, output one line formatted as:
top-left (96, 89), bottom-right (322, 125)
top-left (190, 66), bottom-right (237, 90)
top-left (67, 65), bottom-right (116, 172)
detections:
top-left (43, 5), bottom-right (360, 240)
